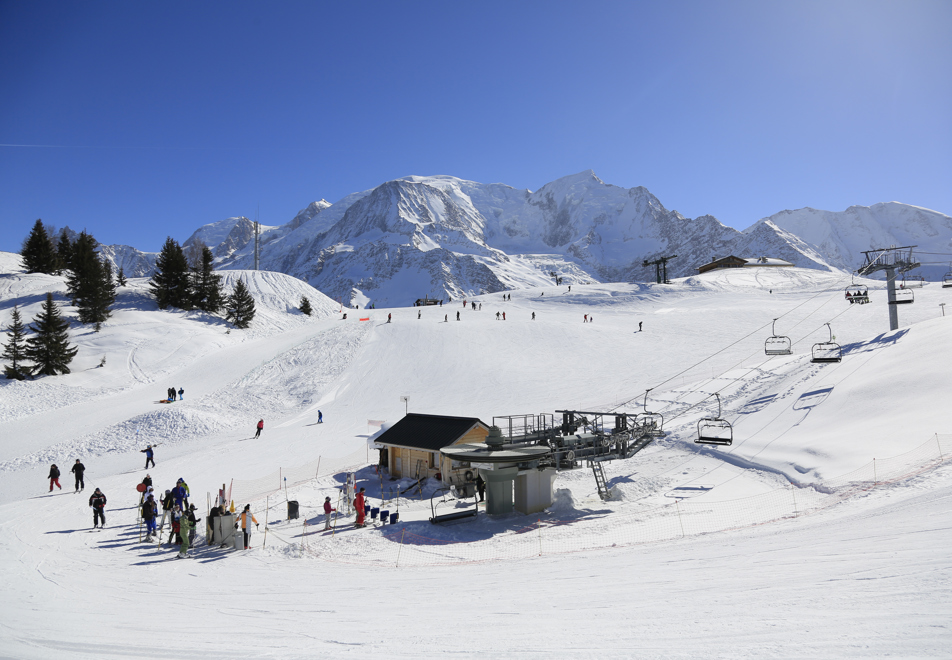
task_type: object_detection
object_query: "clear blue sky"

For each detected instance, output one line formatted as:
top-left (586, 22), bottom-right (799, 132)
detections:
top-left (2, 0), bottom-right (950, 253)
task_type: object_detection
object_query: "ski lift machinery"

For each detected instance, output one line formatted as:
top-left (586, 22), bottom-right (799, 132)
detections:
top-left (811, 322), bottom-right (842, 363)
top-left (764, 318), bottom-right (792, 356)
top-left (696, 393), bottom-right (733, 446)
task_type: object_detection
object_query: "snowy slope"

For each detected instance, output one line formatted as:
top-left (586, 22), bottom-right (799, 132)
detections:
top-left (1, 252), bottom-right (950, 658)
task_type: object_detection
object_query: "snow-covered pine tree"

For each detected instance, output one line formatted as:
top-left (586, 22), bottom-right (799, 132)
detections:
top-left (20, 219), bottom-right (57, 274)
top-left (55, 228), bottom-right (75, 275)
top-left (116, 266), bottom-right (127, 287)
top-left (25, 293), bottom-right (78, 376)
top-left (299, 296), bottom-right (312, 316)
top-left (1, 306), bottom-right (31, 380)
top-left (225, 279), bottom-right (256, 329)
top-left (150, 237), bottom-right (192, 310)
top-left (191, 245), bottom-right (224, 314)
top-left (66, 231), bottom-right (115, 327)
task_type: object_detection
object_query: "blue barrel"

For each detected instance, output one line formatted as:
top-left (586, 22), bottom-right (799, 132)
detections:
top-left (370, 507), bottom-right (379, 520)
top-left (380, 510), bottom-right (390, 523)
top-left (390, 512), bottom-right (399, 524)
top-left (365, 504), bottom-right (371, 516)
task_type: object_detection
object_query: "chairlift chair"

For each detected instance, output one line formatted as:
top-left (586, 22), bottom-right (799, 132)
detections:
top-left (811, 323), bottom-right (842, 363)
top-left (943, 268), bottom-right (952, 288)
top-left (696, 393), bottom-right (733, 446)
top-left (845, 283), bottom-right (869, 304)
top-left (636, 390), bottom-right (664, 438)
top-left (764, 318), bottom-right (792, 356)
top-left (890, 287), bottom-right (914, 305)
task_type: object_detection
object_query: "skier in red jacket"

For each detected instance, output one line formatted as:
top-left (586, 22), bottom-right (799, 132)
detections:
top-left (354, 488), bottom-right (366, 528)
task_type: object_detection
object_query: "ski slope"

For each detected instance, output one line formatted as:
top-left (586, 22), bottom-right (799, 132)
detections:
top-left (0, 250), bottom-right (950, 658)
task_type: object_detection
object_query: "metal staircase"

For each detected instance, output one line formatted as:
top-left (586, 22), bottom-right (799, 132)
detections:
top-left (590, 462), bottom-right (611, 500)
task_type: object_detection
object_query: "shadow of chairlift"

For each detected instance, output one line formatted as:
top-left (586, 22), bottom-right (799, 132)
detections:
top-left (696, 393), bottom-right (733, 447)
top-left (811, 322), bottom-right (842, 364)
top-left (429, 486), bottom-right (478, 525)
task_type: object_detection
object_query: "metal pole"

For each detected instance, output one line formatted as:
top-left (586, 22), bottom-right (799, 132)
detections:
top-left (885, 266), bottom-right (899, 331)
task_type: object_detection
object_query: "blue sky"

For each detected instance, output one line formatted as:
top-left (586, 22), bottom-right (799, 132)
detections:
top-left (2, 0), bottom-right (950, 253)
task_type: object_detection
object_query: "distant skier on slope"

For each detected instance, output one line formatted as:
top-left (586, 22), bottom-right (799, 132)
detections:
top-left (178, 387), bottom-right (184, 400)
top-left (71, 459), bottom-right (85, 492)
top-left (639, 321), bottom-right (643, 332)
top-left (141, 444), bottom-right (155, 469)
top-left (318, 410), bottom-right (323, 424)
top-left (255, 419), bottom-right (264, 438)
top-left (48, 464), bottom-right (62, 492)
top-left (89, 488), bottom-right (107, 528)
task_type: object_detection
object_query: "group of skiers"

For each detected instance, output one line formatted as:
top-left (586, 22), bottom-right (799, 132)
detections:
top-left (165, 386), bottom-right (184, 402)
top-left (138, 475), bottom-right (202, 558)
top-left (47, 459), bottom-right (86, 492)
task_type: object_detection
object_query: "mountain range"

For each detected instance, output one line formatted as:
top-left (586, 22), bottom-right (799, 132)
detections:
top-left (96, 171), bottom-right (952, 307)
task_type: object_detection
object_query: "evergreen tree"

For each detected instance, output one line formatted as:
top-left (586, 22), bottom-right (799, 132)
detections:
top-left (299, 295), bottom-right (312, 316)
top-left (116, 266), bottom-right (127, 287)
top-left (225, 279), bottom-right (256, 329)
top-left (20, 219), bottom-right (57, 274)
top-left (150, 237), bottom-right (192, 310)
top-left (25, 293), bottom-right (78, 376)
top-left (2, 306), bottom-right (31, 380)
top-left (55, 229), bottom-right (74, 275)
top-left (66, 231), bottom-right (115, 326)
top-left (190, 245), bottom-right (224, 314)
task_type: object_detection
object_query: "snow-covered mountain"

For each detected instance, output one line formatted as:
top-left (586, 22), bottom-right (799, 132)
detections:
top-left (92, 171), bottom-right (950, 307)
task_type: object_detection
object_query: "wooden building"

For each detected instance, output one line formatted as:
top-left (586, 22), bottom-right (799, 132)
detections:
top-left (374, 413), bottom-right (490, 485)
top-left (697, 255), bottom-right (793, 274)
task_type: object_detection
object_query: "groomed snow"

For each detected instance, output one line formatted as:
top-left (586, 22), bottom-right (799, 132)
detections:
top-left (1, 250), bottom-right (950, 658)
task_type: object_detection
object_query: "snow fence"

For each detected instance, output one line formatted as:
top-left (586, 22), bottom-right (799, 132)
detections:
top-left (236, 434), bottom-right (952, 567)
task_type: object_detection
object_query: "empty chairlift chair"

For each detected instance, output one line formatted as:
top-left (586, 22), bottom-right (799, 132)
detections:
top-left (890, 287), bottom-right (914, 305)
top-left (811, 322), bottom-right (842, 363)
top-left (696, 393), bottom-right (733, 446)
top-left (943, 265), bottom-right (952, 288)
top-left (765, 318), bottom-right (792, 356)
top-left (636, 390), bottom-right (664, 439)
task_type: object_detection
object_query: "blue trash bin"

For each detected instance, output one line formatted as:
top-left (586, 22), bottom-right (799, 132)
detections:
top-left (380, 510), bottom-right (390, 524)
top-left (370, 507), bottom-right (379, 520)
top-left (390, 512), bottom-right (399, 524)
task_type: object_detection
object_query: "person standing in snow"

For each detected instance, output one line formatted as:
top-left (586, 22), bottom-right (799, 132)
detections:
top-left (218, 484), bottom-right (227, 509)
top-left (159, 489), bottom-right (174, 531)
top-left (238, 504), bottom-right (258, 549)
top-left (323, 496), bottom-right (336, 530)
top-left (417, 310), bottom-right (421, 319)
top-left (142, 445), bottom-right (155, 469)
top-left (318, 410), bottom-right (323, 424)
top-left (584, 314), bottom-right (588, 323)
top-left (354, 488), bottom-right (367, 528)
top-left (142, 494), bottom-right (158, 540)
top-left (171, 480), bottom-right (188, 511)
top-left (185, 504), bottom-right (201, 546)
top-left (254, 419), bottom-right (264, 439)
top-left (48, 464), bottom-right (62, 492)
top-left (89, 488), bottom-right (107, 528)
top-left (178, 508), bottom-right (194, 558)
top-left (502, 312), bottom-right (506, 321)
top-left (531, 312), bottom-right (535, 320)
top-left (387, 313), bottom-right (392, 323)
top-left (178, 387), bottom-right (184, 400)
top-left (476, 474), bottom-right (485, 502)
top-left (71, 459), bottom-right (85, 492)
top-left (456, 311), bottom-right (460, 321)
top-left (168, 506), bottom-right (182, 545)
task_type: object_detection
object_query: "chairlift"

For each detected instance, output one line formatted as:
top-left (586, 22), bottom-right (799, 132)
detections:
top-left (845, 281), bottom-right (869, 304)
top-left (636, 390), bottom-right (664, 438)
top-left (696, 393), bottom-right (733, 446)
top-left (943, 265), bottom-right (952, 288)
top-left (764, 318), bottom-right (792, 356)
top-left (890, 287), bottom-right (914, 305)
top-left (811, 323), bottom-right (842, 363)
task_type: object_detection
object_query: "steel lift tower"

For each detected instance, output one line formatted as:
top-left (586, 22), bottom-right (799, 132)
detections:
top-left (857, 245), bottom-right (920, 331)
top-left (643, 255), bottom-right (677, 284)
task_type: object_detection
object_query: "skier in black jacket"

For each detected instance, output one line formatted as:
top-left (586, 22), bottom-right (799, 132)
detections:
top-left (71, 459), bottom-right (85, 492)
top-left (89, 488), bottom-right (107, 528)
top-left (142, 495), bottom-right (158, 539)
top-left (159, 489), bottom-right (174, 532)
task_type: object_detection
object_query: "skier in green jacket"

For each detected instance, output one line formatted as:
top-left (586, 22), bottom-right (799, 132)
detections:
top-left (178, 509), bottom-right (194, 558)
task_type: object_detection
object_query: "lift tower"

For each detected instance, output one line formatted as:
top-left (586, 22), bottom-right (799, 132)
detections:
top-left (643, 255), bottom-right (677, 284)
top-left (857, 246), bottom-right (920, 331)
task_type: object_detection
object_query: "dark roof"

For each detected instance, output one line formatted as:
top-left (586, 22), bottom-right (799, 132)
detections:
top-left (375, 413), bottom-right (487, 452)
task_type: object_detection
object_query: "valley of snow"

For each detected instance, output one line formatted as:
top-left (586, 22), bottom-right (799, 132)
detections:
top-left (1, 249), bottom-right (950, 658)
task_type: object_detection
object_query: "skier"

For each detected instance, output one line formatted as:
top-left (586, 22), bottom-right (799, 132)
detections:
top-left (141, 444), bottom-right (155, 469)
top-left (417, 310), bottom-right (421, 319)
top-left (639, 321), bottom-right (643, 332)
top-left (255, 419), bottom-right (264, 438)
top-left (168, 505), bottom-right (182, 545)
top-left (178, 387), bottom-right (184, 400)
top-left (502, 312), bottom-right (506, 321)
top-left (387, 313), bottom-right (392, 323)
top-left (159, 489), bottom-right (174, 531)
top-left (532, 312), bottom-right (535, 320)
top-left (568, 285), bottom-right (571, 292)
top-left (178, 507), bottom-right (194, 558)
top-left (476, 474), bottom-right (485, 502)
top-left (48, 464), bottom-right (62, 491)
top-left (171, 479), bottom-right (188, 510)
top-left (496, 312), bottom-right (500, 320)
top-left (142, 494), bottom-right (158, 540)
top-left (456, 311), bottom-right (460, 321)
top-left (584, 314), bottom-right (588, 323)
top-left (238, 504), bottom-right (258, 549)
top-left (323, 496), bottom-right (336, 530)
top-left (141, 474), bottom-right (153, 490)
top-left (444, 314), bottom-right (447, 322)
top-left (354, 488), bottom-right (367, 528)
top-left (318, 410), bottom-right (323, 424)
top-left (186, 504), bottom-right (201, 546)
top-left (71, 459), bottom-right (85, 492)
top-left (478, 303), bottom-right (481, 311)
top-left (89, 488), bottom-right (107, 528)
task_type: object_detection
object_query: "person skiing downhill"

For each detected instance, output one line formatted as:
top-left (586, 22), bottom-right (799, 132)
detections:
top-left (387, 313), bottom-right (392, 323)
top-left (71, 459), bottom-right (85, 492)
top-left (255, 419), bottom-right (264, 439)
top-left (141, 444), bottom-right (155, 469)
top-left (639, 321), bottom-right (643, 332)
top-left (89, 488), bottom-right (107, 528)
top-left (48, 464), bottom-right (62, 491)
top-left (318, 410), bottom-right (323, 424)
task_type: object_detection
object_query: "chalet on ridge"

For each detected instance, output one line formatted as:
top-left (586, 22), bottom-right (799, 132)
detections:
top-left (697, 255), bottom-right (794, 274)
top-left (374, 413), bottom-right (489, 485)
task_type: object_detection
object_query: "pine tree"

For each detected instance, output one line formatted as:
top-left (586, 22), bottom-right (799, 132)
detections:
top-left (225, 279), bottom-right (256, 329)
top-left (25, 293), bottom-right (78, 376)
top-left (299, 296), bottom-right (312, 316)
top-left (66, 231), bottom-right (115, 327)
top-left (55, 229), bottom-right (74, 275)
top-left (150, 237), bottom-right (192, 310)
top-left (20, 219), bottom-right (57, 274)
top-left (190, 245), bottom-right (224, 314)
top-left (116, 266), bottom-right (127, 287)
top-left (2, 306), bottom-right (31, 380)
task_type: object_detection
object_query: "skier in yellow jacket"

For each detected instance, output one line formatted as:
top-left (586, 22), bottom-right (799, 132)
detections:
top-left (238, 504), bottom-right (258, 549)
